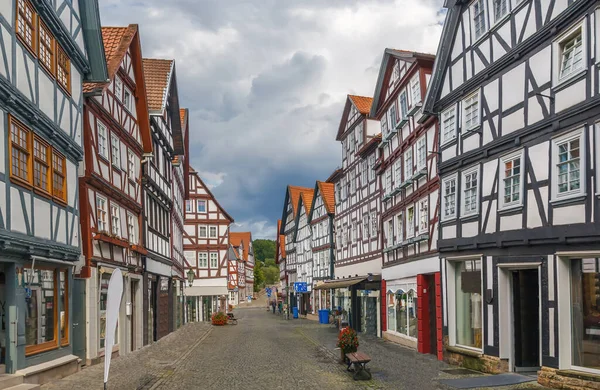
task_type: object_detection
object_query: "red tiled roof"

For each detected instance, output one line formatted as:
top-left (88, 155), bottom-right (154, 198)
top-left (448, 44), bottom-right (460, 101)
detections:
top-left (83, 25), bottom-right (137, 93)
top-left (348, 95), bottom-right (373, 114)
top-left (180, 108), bottom-right (186, 128)
top-left (230, 232), bottom-right (252, 262)
top-left (389, 48), bottom-right (436, 59)
top-left (288, 185), bottom-right (313, 217)
top-left (142, 58), bottom-right (174, 111)
top-left (317, 181), bottom-right (335, 215)
top-left (300, 190), bottom-right (315, 216)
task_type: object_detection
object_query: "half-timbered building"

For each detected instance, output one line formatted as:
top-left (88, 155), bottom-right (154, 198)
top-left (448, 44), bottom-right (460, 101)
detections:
top-left (183, 168), bottom-right (233, 322)
top-left (371, 49), bottom-right (442, 356)
top-left (309, 181), bottom-right (336, 312)
top-left (293, 189), bottom-right (314, 315)
top-left (0, 0), bottom-right (107, 378)
top-left (275, 220), bottom-right (287, 298)
top-left (280, 185), bottom-right (313, 308)
top-left (424, 0), bottom-right (600, 385)
top-left (79, 24), bottom-right (151, 366)
top-left (227, 243), bottom-right (240, 307)
top-left (328, 95), bottom-right (383, 337)
top-left (230, 232), bottom-right (254, 302)
top-left (141, 58), bottom-right (183, 343)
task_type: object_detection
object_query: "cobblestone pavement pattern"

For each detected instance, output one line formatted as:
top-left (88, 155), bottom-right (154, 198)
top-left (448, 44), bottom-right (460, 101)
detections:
top-left (41, 303), bottom-right (551, 390)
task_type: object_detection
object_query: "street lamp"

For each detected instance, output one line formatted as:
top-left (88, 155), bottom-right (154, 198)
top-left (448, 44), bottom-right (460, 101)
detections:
top-left (187, 269), bottom-right (195, 287)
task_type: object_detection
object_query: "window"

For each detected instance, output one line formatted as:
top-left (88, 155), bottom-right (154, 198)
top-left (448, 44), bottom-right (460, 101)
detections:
top-left (389, 105), bottom-right (397, 130)
top-left (59, 270), bottom-right (68, 345)
top-left (387, 220), bottom-right (394, 247)
top-left (199, 226), bottom-right (207, 238)
top-left (499, 151), bottom-right (523, 208)
top-left (442, 175), bottom-right (457, 220)
top-left (111, 204), bottom-right (120, 237)
top-left (33, 137), bottom-right (50, 193)
top-left (124, 89), bottom-right (133, 112)
top-left (462, 167), bottom-right (480, 216)
top-left (442, 106), bottom-right (457, 144)
top-left (553, 129), bottom-right (584, 199)
top-left (97, 122), bottom-right (108, 159)
top-left (453, 259), bottom-right (482, 349)
top-left (493, 0), bottom-right (508, 22)
top-left (407, 206), bottom-right (415, 238)
top-left (472, 0), bottom-right (487, 40)
top-left (419, 198), bottom-right (428, 234)
top-left (392, 290), bottom-right (418, 338)
top-left (336, 182), bottom-right (342, 202)
top-left (381, 111), bottom-right (388, 136)
top-left (416, 137), bottom-right (426, 170)
top-left (394, 159), bottom-right (402, 187)
top-left (210, 253), bottom-right (218, 268)
top-left (185, 200), bottom-right (192, 212)
top-left (209, 226), bottom-right (217, 238)
top-left (352, 225), bottom-right (357, 243)
top-left (10, 118), bottom-right (31, 183)
top-left (356, 122), bottom-right (363, 148)
top-left (197, 200), bottom-right (206, 213)
top-left (396, 213), bottom-right (403, 243)
top-left (16, 0), bottom-right (36, 52)
top-left (463, 92), bottom-right (480, 130)
top-left (368, 155), bottom-right (376, 181)
top-left (198, 253), bottom-right (208, 268)
top-left (404, 148), bottom-right (413, 180)
top-left (24, 268), bottom-right (61, 355)
top-left (127, 150), bottom-right (135, 178)
top-left (385, 169), bottom-right (392, 195)
top-left (361, 160), bottom-right (368, 184)
top-left (363, 215), bottom-right (370, 238)
top-left (115, 78), bottom-right (123, 100)
top-left (96, 196), bottom-right (107, 232)
top-left (56, 44), bottom-right (70, 93)
top-left (559, 29), bottom-right (583, 80)
top-left (99, 272), bottom-right (118, 350)
top-left (371, 212), bottom-right (377, 236)
top-left (52, 152), bottom-right (66, 202)
top-left (399, 91), bottom-right (408, 119)
top-left (410, 74), bottom-right (421, 106)
top-left (38, 21), bottom-right (54, 74)
top-left (111, 135), bottom-right (120, 167)
top-left (127, 213), bottom-right (136, 244)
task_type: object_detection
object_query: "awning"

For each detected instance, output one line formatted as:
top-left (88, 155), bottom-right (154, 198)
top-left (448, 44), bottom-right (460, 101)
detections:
top-left (313, 276), bottom-right (367, 290)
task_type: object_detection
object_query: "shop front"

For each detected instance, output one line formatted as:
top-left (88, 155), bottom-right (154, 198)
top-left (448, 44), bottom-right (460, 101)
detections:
top-left (143, 257), bottom-right (174, 345)
top-left (184, 285), bottom-right (228, 322)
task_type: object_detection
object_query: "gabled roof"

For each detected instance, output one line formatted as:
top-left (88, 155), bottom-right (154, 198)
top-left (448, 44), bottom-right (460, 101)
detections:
top-left (317, 181), bottom-right (335, 214)
top-left (326, 168), bottom-right (343, 183)
top-left (275, 220), bottom-right (286, 264)
top-left (357, 133), bottom-right (382, 158)
top-left (293, 189), bottom-right (315, 242)
top-left (370, 48), bottom-right (435, 118)
top-left (83, 24), bottom-right (152, 155)
top-left (230, 232), bottom-right (253, 262)
top-left (78, 0), bottom-right (109, 84)
top-left (188, 167), bottom-right (235, 223)
top-left (336, 95), bottom-right (373, 141)
top-left (279, 185), bottom-right (313, 235)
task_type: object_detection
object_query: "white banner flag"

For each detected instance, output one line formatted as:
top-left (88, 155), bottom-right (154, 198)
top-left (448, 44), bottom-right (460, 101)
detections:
top-left (103, 268), bottom-right (123, 387)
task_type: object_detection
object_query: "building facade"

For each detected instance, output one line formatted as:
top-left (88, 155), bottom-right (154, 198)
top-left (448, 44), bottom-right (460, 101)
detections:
top-left (141, 58), bottom-right (183, 344)
top-left (424, 0), bottom-right (600, 385)
top-left (293, 190), bottom-right (314, 315)
top-left (183, 168), bottom-right (233, 322)
top-left (371, 49), bottom-right (442, 356)
top-left (230, 232), bottom-right (254, 302)
top-left (79, 25), bottom-right (151, 366)
top-left (0, 0), bottom-right (106, 378)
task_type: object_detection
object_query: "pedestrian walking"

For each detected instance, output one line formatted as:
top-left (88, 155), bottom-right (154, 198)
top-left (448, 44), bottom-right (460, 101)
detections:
top-left (271, 300), bottom-right (276, 314)
top-left (278, 301), bottom-right (282, 314)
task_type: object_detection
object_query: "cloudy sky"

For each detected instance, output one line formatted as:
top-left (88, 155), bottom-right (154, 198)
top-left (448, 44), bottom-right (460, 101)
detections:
top-left (99, 0), bottom-right (446, 239)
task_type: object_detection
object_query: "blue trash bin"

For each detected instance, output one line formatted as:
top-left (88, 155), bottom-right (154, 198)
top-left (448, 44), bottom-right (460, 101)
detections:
top-left (293, 307), bottom-right (299, 319)
top-left (318, 309), bottom-right (328, 324)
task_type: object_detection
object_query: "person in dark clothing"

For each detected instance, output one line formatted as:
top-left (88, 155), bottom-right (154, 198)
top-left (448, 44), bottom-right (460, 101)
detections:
top-left (271, 300), bottom-right (276, 314)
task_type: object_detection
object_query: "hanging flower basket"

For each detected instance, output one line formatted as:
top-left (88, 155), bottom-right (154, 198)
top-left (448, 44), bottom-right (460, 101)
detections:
top-left (337, 327), bottom-right (359, 362)
top-left (211, 312), bottom-right (228, 326)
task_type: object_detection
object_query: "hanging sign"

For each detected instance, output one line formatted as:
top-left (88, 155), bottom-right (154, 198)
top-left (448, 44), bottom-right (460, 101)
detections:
top-left (103, 268), bottom-right (123, 389)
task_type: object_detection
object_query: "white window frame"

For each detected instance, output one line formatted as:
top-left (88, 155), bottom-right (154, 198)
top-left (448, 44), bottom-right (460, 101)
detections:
top-left (553, 21), bottom-right (587, 88)
top-left (385, 169), bottom-right (392, 195)
top-left (406, 205), bottom-right (415, 238)
top-left (399, 90), bottom-right (408, 119)
top-left (199, 226), bottom-right (207, 238)
top-left (461, 166), bottom-right (480, 217)
top-left (114, 77), bottom-right (123, 101)
top-left (96, 195), bottom-right (108, 232)
top-left (442, 174), bottom-right (458, 221)
top-left (111, 134), bottom-right (120, 168)
top-left (368, 155), bottom-right (376, 181)
top-left (393, 159), bottom-right (402, 187)
top-left (210, 253), bottom-right (218, 268)
top-left (416, 136), bottom-right (427, 170)
top-left (198, 253), bottom-right (208, 268)
top-left (499, 150), bottom-right (525, 210)
top-left (363, 214), bottom-right (370, 238)
top-left (361, 160), bottom-right (368, 185)
top-left (197, 200), bottom-right (206, 213)
top-left (123, 87), bottom-right (133, 112)
top-left (471, 0), bottom-right (488, 40)
top-left (127, 212), bottom-right (136, 244)
top-left (396, 213), bottom-right (403, 244)
top-left (387, 220), bottom-right (394, 248)
top-left (551, 128), bottom-right (586, 202)
top-left (404, 148), bottom-right (413, 180)
top-left (441, 106), bottom-right (457, 144)
top-left (492, 0), bottom-right (509, 23)
top-left (388, 104), bottom-right (397, 130)
top-left (110, 204), bottom-right (120, 237)
top-left (185, 200), bottom-right (192, 212)
top-left (97, 122), bottom-right (108, 159)
top-left (462, 90), bottom-right (481, 131)
top-left (127, 149), bottom-right (135, 178)
top-left (209, 226), bottom-right (218, 238)
top-left (371, 212), bottom-right (377, 236)
top-left (418, 198), bottom-right (429, 235)
top-left (410, 74), bottom-right (421, 107)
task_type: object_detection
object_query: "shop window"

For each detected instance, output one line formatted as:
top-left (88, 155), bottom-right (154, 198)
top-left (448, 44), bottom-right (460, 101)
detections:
top-left (571, 258), bottom-right (600, 370)
top-left (99, 272), bottom-right (119, 351)
top-left (24, 268), bottom-right (58, 355)
top-left (387, 293), bottom-right (397, 332)
top-left (454, 259), bottom-right (483, 349)
top-left (59, 270), bottom-right (68, 345)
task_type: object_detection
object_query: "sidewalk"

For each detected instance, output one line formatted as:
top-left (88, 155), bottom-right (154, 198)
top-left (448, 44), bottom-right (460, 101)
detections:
top-left (293, 318), bottom-right (550, 390)
top-left (41, 322), bottom-right (212, 390)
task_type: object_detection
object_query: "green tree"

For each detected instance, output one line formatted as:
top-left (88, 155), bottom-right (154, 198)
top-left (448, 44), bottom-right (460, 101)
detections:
top-left (253, 239), bottom-right (276, 262)
top-left (263, 266), bottom-right (279, 285)
top-left (264, 258), bottom-right (276, 268)
top-left (253, 261), bottom-right (265, 291)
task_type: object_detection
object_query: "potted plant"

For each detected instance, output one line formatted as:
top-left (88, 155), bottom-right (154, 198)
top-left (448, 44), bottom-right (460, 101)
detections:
top-left (337, 327), bottom-right (359, 362)
top-left (211, 312), bottom-right (228, 326)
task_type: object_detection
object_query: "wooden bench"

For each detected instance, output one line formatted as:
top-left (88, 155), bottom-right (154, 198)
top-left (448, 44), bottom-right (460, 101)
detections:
top-left (345, 351), bottom-right (372, 380)
top-left (227, 313), bottom-right (238, 325)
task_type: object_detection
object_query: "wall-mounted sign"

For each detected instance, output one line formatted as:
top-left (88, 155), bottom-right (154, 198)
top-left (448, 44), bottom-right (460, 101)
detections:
top-left (160, 278), bottom-right (169, 292)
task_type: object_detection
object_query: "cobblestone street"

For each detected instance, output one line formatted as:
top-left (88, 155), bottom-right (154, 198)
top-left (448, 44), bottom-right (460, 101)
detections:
top-left (41, 306), bottom-right (550, 390)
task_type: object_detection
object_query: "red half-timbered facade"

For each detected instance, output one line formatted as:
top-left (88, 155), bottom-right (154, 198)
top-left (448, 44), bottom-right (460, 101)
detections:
top-left (183, 168), bottom-right (234, 319)
top-left (230, 232), bottom-right (254, 302)
top-left (371, 49), bottom-right (441, 355)
top-left (80, 25), bottom-right (152, 362)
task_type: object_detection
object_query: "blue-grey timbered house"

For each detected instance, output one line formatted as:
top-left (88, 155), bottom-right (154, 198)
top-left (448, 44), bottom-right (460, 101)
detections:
top-left (424, 0), bottom-right (600, 386)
